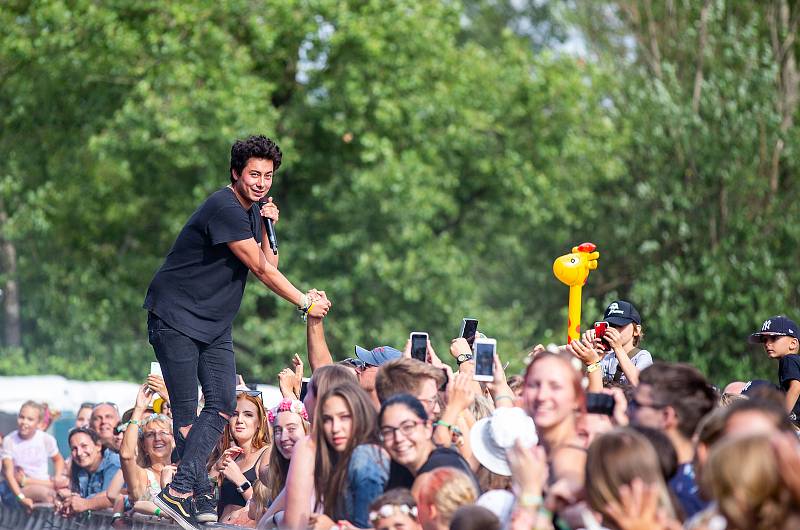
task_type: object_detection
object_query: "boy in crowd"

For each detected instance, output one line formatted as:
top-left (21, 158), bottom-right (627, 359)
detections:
top-left (749, 315), bottom-right (800, 424)
top-left (595, 300), bottom-right (653, 386)
top-left (1, 401), bottom-right (65, 509)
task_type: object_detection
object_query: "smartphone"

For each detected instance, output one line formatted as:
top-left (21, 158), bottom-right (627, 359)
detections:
top-left (586, 392), bottom-right (615, 415)
top-left (410, 332), bottom-right (428, 362)
top-left (459, 318), bottom-right (479, 348)
top-left (299, 377), bottom-right (311, 401)
top-left (594, 321), bottom-right (610, 351)
top-left (150, 361), bottom-right (163, 377)
top-left (473, 337), bottom-right (496, 382)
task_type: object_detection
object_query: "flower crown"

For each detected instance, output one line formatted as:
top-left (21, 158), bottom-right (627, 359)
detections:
top-left (267, 399), bottom-right (308, 424)
top-left (368, 504), bottom-right (418, 523)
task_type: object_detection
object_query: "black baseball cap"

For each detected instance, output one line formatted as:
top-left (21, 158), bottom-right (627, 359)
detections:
top-left (748, 315), bottom-right (799, 343)
top-left (603, 300), bottom-right (641, 326)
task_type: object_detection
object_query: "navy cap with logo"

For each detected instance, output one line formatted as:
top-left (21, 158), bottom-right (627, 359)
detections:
top-left (354, 345), bottom-right (402, 367)
top-left (748, 315), bottom-right (800, 343)
top-left (603, 300), bottom-right (641, 326)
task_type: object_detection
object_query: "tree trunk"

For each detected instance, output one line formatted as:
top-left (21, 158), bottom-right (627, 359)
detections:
top-left (0, 199), bottom-right (21, 347)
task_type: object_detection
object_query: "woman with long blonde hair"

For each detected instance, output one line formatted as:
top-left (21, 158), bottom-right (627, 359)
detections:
top-left (208, 389), bottom-right (271, 526)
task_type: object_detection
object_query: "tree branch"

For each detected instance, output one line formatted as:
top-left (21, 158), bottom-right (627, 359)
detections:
top-left (692, 0), bottom-right (712, 114)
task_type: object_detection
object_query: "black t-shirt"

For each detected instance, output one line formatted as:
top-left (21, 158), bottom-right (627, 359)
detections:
top-left (779, 353), bottom-right (800, 422)
top-left (385, 447), bottom-right (480, 492)
top-left (143, 187), bottom-right (262, 343)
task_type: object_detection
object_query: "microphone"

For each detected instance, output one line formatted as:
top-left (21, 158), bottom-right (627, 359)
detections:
top-left (259, 201), bottom-right (278, 255)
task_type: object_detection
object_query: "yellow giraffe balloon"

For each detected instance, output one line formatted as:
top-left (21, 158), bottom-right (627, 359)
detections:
top-left (553, 242), bottom-right (600, 343)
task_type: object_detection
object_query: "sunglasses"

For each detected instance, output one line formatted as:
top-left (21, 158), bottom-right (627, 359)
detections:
top-left (339, 358), bottom-right (368, 371)
top-left (237, 389), bottom-right (262, 399)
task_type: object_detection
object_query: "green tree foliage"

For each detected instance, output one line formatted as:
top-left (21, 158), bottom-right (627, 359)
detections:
top-left (570, 0), bottom-right (800, 381)
top-left (0, 0), bottom-right (796, 386)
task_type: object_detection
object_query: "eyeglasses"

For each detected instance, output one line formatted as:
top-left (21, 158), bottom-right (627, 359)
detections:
top-left (79, 402), bottom-right (96, 410)
top-left (379, 420), bottom-right (425, 442)
top-left (417, 396), bottom-right (438, 410)
top-left (143, 430), bottom-right (173, 440)
top-left (628, 398), bottom-right (668, 410)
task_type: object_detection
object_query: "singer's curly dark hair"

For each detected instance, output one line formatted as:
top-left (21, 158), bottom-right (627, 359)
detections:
top-left (230, 135), bottom-right (282, 183)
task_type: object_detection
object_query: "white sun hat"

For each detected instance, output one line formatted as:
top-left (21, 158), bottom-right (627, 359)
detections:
top-left (470, 406), bottom-right (537, 476)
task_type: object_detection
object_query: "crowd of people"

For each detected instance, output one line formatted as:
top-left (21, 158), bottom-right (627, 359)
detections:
top-left (2, 300), bottom-right (800, 530)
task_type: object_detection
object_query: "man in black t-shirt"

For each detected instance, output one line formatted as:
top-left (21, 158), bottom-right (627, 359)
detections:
top-left (749, 315), bottom-right (800, 425)
top-left (145, 135), bottom-right (330, 530)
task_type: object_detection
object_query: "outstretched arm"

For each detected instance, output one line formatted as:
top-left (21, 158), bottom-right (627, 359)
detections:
top-left (228, 238), bottom-right (330, 318)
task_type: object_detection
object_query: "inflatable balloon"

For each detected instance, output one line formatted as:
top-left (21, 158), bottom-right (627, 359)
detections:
top-left (553, 243), bottom-right (600, 343)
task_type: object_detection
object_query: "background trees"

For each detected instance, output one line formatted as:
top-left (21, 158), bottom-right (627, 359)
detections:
top-left (0, 0), bottom-right (796, 385)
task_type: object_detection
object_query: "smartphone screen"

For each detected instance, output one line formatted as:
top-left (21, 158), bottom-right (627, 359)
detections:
top-left (594, 321), bottom-right (610, 351)
top-left (460, 318), bottom-right (479, 348)
top-left (474, 341), bottom-right (495, 380)
top-left (411, 333), bottom-right (428, 362)
top-left (150, 361), bottom-right (162, 377)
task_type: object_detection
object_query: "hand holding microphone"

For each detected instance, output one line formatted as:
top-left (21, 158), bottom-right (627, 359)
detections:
top-left (259, 198), bottom-right (279, 255)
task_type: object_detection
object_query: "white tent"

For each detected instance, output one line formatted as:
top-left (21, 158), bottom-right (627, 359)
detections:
top-left (0, 375), bottom-right (283, 415)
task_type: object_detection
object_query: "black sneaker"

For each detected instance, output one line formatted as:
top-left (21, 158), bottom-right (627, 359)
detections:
top-left (193, 493), bottom-right (218, 524)
top-left (154, 487), bottom-right (198, 530)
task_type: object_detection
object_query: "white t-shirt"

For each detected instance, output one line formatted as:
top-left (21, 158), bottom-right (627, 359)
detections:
top-left (1, 429), bottom-right (59, 480)
top-left (600, 348), bottom-right (653, 385)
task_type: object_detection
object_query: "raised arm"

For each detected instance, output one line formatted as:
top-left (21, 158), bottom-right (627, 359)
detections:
top-left (604, 327), bottom-right (641, 386)
top-left (119, 385), bottom-right (150, 500)
top-left (307, 315), bottom-right (333, 371)
top-left (281, 436), bottom-right (316, 530)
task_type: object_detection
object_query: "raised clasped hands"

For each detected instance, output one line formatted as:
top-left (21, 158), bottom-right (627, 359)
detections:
top-left (305, 289), bottom-right (331, 318)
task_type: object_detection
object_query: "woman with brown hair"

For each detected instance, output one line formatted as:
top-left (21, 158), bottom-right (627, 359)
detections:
top-left (702, 433), bottom-right (800, 530)
top-left (283, 382), bottom-right (388, 530)
top-left (208, 388), bottom-right (271, 526)
top-left (312, 382), bottom-right (388, 528)
top-left (585, 427), bottom-right (678, 529)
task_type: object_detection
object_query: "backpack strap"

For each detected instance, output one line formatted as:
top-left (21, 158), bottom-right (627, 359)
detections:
top-left (612, 347), bottom-right (641, 383)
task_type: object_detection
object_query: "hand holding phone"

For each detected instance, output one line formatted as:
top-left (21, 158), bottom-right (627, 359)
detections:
top-left (459, 318), bottom-right (479, 348)
top-left (410, 332), bottom-right (428, 362)
top-left (594, 321), bottom-right (610, 351)
top-left (473, 337), bottom-right (496, 382)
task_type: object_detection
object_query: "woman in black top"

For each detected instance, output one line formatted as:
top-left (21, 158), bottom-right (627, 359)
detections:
top-left (208, 390), bottom-right (270, 524)
top-left (379, 394), bottom-right (478, 492)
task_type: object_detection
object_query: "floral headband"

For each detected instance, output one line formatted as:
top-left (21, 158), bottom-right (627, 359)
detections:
top-left (369, 504), bottom-right (418, 523)
top-left (267, 399), bottom-right (308, 424)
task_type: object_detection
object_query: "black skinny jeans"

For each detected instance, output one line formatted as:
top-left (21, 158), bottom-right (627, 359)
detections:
top-left (147, 312), bottom-right (237, 495)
